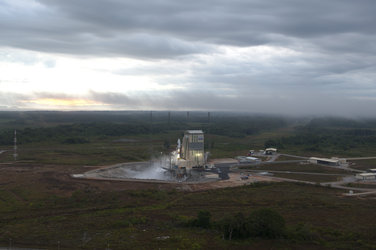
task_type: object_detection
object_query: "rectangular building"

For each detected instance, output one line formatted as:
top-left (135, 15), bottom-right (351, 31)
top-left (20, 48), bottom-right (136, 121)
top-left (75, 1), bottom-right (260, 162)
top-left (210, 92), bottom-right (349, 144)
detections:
top-left (309, 157), bottom-right (340, 166)
top-left (181, 130), bottom-right (205, 168)
top-left (356, 173), bottom-right (376, 181)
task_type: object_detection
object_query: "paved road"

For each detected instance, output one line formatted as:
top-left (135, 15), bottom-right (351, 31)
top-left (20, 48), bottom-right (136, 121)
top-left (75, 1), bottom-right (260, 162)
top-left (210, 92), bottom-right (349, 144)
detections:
top-left (258, 160), bottom-right (305, 165)
top-left (226, 153), bottom-right (376, 195)
top-left (346, 157), bottom-right (376, 160)
top-left (279, 153), bottom-right (310, 159)
top-left (244, 170), bottom-right (347, 176)
top-left (266, 154), bottom-right (280, 162)
top-left (319, 176), bottom-right (376, 197)
top-left (344, 190), bottom-right (376, 196)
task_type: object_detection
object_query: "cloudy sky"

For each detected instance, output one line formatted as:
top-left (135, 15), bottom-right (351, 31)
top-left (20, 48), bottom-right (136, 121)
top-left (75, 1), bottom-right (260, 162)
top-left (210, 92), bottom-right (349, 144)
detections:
top-left (1, 0), bottom-right (376, 116)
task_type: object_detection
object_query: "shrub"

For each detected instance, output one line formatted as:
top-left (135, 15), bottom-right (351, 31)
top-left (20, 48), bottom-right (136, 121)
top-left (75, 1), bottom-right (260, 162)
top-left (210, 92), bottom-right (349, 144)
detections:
top-left (220, 212), bottom-right (248, 240)
top-left (247, 208), bottom-right (286, 239)
top-left (62, 137), bottom-right (89, 144)
top-left (287, 223), bottom-right (320, 242)
top-left (191, 210), bottom-right (211, 229)
top-left (220, 208), bottom-right (286, 240)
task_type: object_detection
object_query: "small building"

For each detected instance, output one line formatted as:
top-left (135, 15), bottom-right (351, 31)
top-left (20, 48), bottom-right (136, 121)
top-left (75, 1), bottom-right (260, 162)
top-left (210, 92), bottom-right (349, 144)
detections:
top-left (236, 156), bottom-right (260, 163)
top-left (240, 174), bottom-right (249, 180)
top-left (339, 159), bottom-right (347, 164)
top-left (331, 157), bottom-right (347, 164)
top-left (356, 173), bottom-right (376, 181)
top-left (265, 148), bottom-right (277, 155)
top-left (309, 157), bottom-right (340, 166)
top-left (248, 150), bottom-right (254, 156)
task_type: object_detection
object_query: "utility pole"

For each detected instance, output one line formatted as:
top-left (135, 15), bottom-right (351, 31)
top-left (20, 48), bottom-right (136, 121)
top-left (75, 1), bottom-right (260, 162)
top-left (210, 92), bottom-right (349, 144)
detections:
top-left (13, 130), bottom-right (17, 161)
top-left (207, 112), bottom-right (211, 152)
top-left (149, 111), bottom-right (153, 162)
top-left (167, 111), bottom-right (171, 158)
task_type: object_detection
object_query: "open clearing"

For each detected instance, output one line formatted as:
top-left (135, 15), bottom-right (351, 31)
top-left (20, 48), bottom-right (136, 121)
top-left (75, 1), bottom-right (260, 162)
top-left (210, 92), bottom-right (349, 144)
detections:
top-left (1, 161), bottom-right (376, 249)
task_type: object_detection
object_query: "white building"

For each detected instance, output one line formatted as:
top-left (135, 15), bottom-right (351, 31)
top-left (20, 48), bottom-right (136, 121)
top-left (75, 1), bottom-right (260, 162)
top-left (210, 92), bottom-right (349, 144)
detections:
top-left (236, 156), bottom-right (261, 163)
top-left (265, 148), bottom-right (277, 155)
top-left (355, 173), bottom-right (376, 181)
top-left (309, 157), bottom-right (340, 166)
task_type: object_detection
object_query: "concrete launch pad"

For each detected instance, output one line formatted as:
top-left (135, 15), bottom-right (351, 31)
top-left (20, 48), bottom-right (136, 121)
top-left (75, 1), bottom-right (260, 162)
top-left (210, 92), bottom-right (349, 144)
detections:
top-left (74, 161), bottom-right (219, 183)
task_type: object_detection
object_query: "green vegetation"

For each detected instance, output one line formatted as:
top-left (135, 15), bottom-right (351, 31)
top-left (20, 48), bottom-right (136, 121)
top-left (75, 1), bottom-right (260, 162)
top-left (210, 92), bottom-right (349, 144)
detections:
top-left (239, 163), bottom-right (349, 183)
top-left (239, 163), bottom-right (351, 174)
top-left (346, 182), bottom-right (376, 189)
top-left (350, 159), bottom-right (376, 171)
top-left (1, 112), bottom-right (375, 165)
top-left (0, 181), bottom-right (376, 249)
top-left (1, 112), bottom-right (376, 248)
top-left (186, 210), bottom-right (212, 229)
top-left (0, 111), bottom-right (290, 165)
top-left (268, 117), bottom-right (376, 157)
top-left (220, 208), bottom-right (286, 240)
top-left (272, 173), bottom-right (341, 183)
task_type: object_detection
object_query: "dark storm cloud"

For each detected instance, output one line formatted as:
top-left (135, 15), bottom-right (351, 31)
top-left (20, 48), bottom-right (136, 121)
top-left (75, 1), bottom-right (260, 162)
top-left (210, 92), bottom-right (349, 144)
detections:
top-left (1, 0), bottom-right (376, 58)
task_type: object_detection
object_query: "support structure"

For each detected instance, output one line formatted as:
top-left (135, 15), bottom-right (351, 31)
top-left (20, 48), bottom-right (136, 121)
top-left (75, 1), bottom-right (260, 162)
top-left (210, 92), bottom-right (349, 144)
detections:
top-left (13, 130), bottom-right (17, 161)
top-left (180, 130), bottom-right (205, 169)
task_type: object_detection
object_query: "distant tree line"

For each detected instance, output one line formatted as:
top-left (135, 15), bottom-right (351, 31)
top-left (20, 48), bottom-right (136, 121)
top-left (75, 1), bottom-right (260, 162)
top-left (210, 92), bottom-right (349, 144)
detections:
top-left (0, 113), bottom-right (289, 145)
top-left (0, 123), bottom-right (154, 145)
top-left (3, 112), bottom-right (376, 150)
top-left (264, 121), bottom-right (376, 152)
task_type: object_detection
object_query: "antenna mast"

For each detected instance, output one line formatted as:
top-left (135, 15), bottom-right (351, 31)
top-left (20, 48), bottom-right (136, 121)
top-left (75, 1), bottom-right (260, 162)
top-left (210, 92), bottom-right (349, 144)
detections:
top-left (13, 130), bottom-right (17, 161)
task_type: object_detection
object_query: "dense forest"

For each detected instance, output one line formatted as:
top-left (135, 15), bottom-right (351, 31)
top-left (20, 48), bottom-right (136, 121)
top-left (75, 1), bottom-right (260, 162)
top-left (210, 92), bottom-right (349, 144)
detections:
top-left (0, 111), bottom-right (288, 145)
top-left (1, 111), bottom-right (376, 158)
top-left (265, 117), bottom-right (376, 155)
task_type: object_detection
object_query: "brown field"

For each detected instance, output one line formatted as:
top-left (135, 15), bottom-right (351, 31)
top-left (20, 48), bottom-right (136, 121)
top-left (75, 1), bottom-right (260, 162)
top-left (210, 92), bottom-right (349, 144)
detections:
top-left (1, 161), bottom-right (376, 249)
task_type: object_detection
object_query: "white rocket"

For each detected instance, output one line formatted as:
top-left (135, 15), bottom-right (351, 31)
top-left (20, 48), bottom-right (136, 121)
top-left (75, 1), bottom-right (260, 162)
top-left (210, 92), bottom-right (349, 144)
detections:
top-left (177, 138), bottom-right (181, 158)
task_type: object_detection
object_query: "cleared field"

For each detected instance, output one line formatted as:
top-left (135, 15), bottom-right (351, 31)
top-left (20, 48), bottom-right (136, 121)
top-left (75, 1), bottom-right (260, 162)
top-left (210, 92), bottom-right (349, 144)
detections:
top-left (0, 163), bottom-right (376, 249)
top-left (272, 173), bottom-right (341, 183)
top-left (239, 163), bottom-right (351, 175)
top-left (274, 155), bottom-right (304, 161)
top-left (346, 182), bottom-right (376, 189)
top-left (2, 112), bottom-right (376, 249)
top-left (349, 159), bottom-right (376, 171)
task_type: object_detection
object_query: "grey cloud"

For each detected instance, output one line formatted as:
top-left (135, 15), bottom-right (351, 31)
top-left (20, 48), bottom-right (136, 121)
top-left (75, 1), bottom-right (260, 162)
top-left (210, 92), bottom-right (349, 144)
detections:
top-left (87, 90), bottom-right (376, 117)
top-left (1, 90), bottom-right (376, 117)
top-left (1, 0), bottom-right (376, 116)
top-left (0, 92), bottom-right (29, 108)
top-left (1, 0), bottom-right (376, 58)
top-left (93, 34), bottom-right (215, 59)
top-left (113, 64), bottom-right (187, 77)
top-left (30, 92), bottom-right (78, 100)
top-left (89, 91), bottom-right (145, 107)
